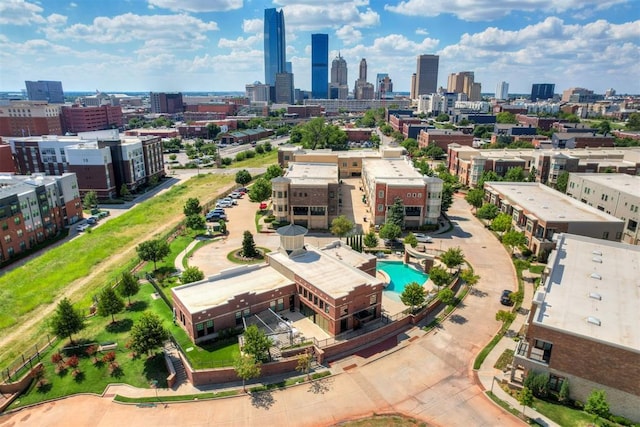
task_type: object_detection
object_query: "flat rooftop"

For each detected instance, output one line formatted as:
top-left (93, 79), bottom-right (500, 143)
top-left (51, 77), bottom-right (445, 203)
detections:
top-left (533, 234), bottom-right (640, 353)
top-left (570, 173), bottom-right (640, 197)
top-left (285, 162), bottom-right (338, 185)
top-left (485, 182), bottom-right (623, 223)
top-left (172, 265), bottom-right (292, 314)
top-left (363, 157), bottom-right (428, 187)
top-left (269, 245), bottom-right (382, 300)
top-left (319, 240), bottom-right (376, 269)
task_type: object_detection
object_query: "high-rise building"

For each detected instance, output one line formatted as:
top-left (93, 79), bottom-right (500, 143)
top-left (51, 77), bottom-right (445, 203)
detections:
top-left (413, 55), bottom-right (439, 98)
top-left (353, 58), bottom-right (374, 100)
top-left (264, 8), bottom-right (286, 87)
top-left (496, 81), bottom-right (509, 100)
top-left (330, 53), bottom-right (349, 100)
top-left (0, 101), bottom-right (62, 137)
top-left (149, 92), bottom-right (184, 114)
top-left (359, 58), bottom-right (367, 81)
top-left (245, 82), bottom-right (271, 103)
top-left (410, 73), bottom-right (417, 99)
top-left (311, 34), bottom-right (329, 99)
top-left (447, 71), bottom-right (481, 101)
top-left (531, 83), bottom-right (555, 102)
top-left (275, 72), bottom-right (294, 104)
top-left (25, 80), bottom-right (65, 104)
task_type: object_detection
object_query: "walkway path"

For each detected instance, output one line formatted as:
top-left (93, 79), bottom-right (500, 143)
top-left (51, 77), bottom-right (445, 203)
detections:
top-left (1, 195), bottom-right (532, 427)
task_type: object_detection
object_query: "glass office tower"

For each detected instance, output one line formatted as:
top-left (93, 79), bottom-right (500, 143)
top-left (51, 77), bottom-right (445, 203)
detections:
top-left (311, 34), bottom-right (329, 99)
top-left (264, 8), bottom-right (286, 87)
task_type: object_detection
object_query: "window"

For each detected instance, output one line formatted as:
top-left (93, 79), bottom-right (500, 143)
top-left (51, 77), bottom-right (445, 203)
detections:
top-left (369, 294), bottom-right (377, 305)
top-left (532, 339), bottom-right (553, 363)
top-left (378, 190), bottom-right (384, 198)
top-left (270, 300), bottom-right (276, 311)
top-left (277, 298), bottom-right (284, 311)
top-left (603, 231), bottom-right (609, 239)
top-left (377, 204), bottom-right (384, 212)
top-left (16, 229), bottom-right (23, 237)
top-left (4, 235), bottom-right (11, 243)
top-left (303, 288), bottom-right (307, 298)
top-left (14, 217), bottom-right (20, 225)
top-left (313, 295), bottom-right (318, 305)
top-left (235, 311), bottom-right (243, 325)
top-left (341, 306), bottom-right (348, 316)
top-left (324, 304), bottom-right (330, 314)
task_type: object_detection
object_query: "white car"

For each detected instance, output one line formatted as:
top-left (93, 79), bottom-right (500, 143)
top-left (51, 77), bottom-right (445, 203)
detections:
top-left (216, 200), bottom-right (233, 208)
top-left (413, 233), bottom-right (433, 243)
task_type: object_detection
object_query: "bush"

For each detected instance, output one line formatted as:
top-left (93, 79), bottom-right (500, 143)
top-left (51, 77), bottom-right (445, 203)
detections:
top-left (264, 215), bottom-right (276, 224)
top-left (222, 157), bottom-right (233, 166)
top-left (521, 248), bottom-right (533, 257)
top-left (531, 372), bottom-right (550, 398)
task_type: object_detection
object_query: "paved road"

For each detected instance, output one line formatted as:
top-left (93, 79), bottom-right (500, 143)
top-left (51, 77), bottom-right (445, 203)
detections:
top-left (1, 195), bottom-right (523, 426)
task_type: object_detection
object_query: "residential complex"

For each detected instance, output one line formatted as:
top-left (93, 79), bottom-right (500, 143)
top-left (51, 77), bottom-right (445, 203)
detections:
top-left (0, 173), bottom-right (82, 263)
top-left (566, 173), bottom-right (640, 245)
top-left (513, 233), bottom-right (640, 422)
top-left (7, 130), bottom-right (164, 199)
top-left (172, 226), bottom-right (383, 343)
top-left (483, 182), bottom-right (624, 257)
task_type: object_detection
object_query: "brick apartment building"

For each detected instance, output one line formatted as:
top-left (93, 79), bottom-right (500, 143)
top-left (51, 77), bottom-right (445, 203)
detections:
top-left (515, 114), bottom-right (557, 131)
top-left (0, 173), bottom-right (83, 263)
top-left (287, 105), bottom-right (323, 118)
top-left (566, 173), bottom-right (640, 245)
top-left (417, 129), bottom-right (474, 151)
top-left (172, 228), bottom-right (383, 343)
top-left (0, 144), bottom-right (15, 173)
top-left (149, 92), bottom-right (184, 114)
top-left (512, 234), bottom-right (640, 422)
top-left (60, 104), bottom-right (123, 134)
top-left (483, 182), bottom-right (624, 257)
top-left (551, 132), bottom-right (614, 149)
top-left (7, 130), bottom-right (164, 199)
top-left (0, 101), bottom-right (62, 137)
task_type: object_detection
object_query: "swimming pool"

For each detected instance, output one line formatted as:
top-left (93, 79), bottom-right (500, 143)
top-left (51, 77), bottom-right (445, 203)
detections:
top-left (377, 261), bottom-right (429, 295)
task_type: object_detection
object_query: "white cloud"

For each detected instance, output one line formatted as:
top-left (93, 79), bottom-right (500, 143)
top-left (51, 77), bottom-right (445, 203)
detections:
top-left (0, 0), bottom-right (45, 25)
top-left (243, 18), bottom-right (263, 34)
top-left (336, 25), bottom-right (363, 45)
top-left (69, 2), bottom-right (77, 7)
top-left (46, 14), bottom-right (68, 26)
top-left (415, 28), bottom-right (429, 36)
top-left (274, 2), bottom-right (380, 31)
top-left (384, 0), bottom-right (628, 22)
top-left (218, 35), bottom-right (261, 50)
top-left (44, 13), bottom-right (219, 48)
top-left (147, 0), bottom-right (243, 12)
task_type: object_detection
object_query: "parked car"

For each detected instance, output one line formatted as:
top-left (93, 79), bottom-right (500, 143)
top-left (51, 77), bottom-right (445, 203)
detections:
top-left (216, 200), bottom-right (233, 208)
top-left (221, 197), bottom-right (237, 206)
top-left (259, 202), bottom-right (268, 210)
top-left (229, 192), bottom-right (243, 199)
top-left (236, 187), bottom-right (248, 194)
top-left (500, 290), bottom-right (514, 306)
top-left (76, 224), bottom-right (90, 232)
top-left (206, 212), bottom-right (227, 221)
top-left (413, 233), bottom-right (433, 243)
top-left (86, 216), bottom-right (98, 225)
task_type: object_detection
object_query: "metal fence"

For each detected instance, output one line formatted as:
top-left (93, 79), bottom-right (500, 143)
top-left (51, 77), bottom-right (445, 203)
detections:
top-left (1, 334), bottom-right (56, 383)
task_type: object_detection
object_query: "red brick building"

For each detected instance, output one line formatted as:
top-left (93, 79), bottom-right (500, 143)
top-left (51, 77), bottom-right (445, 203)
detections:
top-left (515, 114), bottom-right (557, 131)
top-left (417, 129), bottom-right (474, 151)
top-left (0, 144), bottom-right (15, 173)
top-left (0, 102), bottom-right (62, 137)
top-left (60, 104), bottom-right (123, 134)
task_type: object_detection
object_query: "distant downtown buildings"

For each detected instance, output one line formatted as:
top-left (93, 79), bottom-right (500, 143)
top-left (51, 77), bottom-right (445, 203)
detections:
top-left (263, 8), bottom-right (286, 88)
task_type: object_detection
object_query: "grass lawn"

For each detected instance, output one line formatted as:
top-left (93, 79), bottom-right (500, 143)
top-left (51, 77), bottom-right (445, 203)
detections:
top-left (173, 334), bottom-right (240, 370)
top-left (0, 174), bottom-right (235, 368)
top-left (229, 150), bottom-right (278, 169)
top-left (529, 265), bottom-right (545, 275)
top-left (493, 349), bottom-right (514, 371)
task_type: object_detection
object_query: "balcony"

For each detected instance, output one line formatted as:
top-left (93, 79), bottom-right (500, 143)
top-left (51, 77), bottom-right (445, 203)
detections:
top-left (515, 340), bottom-right (550, 366)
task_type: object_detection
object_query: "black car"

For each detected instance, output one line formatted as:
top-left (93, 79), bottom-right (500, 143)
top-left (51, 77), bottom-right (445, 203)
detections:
top-left (500, 290), bottom-right (514, 306)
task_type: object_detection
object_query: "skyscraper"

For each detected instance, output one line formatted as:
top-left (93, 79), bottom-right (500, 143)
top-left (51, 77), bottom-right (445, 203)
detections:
top-left (413, 55), bottom-right (439, 98)
top-left (447, 71), bottom-right (481, 101)
top-left (531, 83), bottom-right (555, 102)
top-left (311, 34), bottom-right (329, 99)
top-left (25, 80), bottom-right (65, 103)
top-left (264, 8), bottom-right (286, 87)
top-left (330, 53), bottom-right (348, 99)
top-left (496, 81), bottom-right (509, 100)
top-left (354, 58), bottom-right (374, 100)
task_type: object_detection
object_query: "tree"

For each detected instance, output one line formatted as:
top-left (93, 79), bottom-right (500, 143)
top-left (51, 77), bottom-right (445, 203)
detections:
top-left (136, 239), bottom-right (170, 271)
top-left (241, 230), bottom-right (258, 258)
top-left (518, 386), bottom-right (534, 418)
top-left (502, 230), bottom-right (527, 255)
top-left (387, 198), bottom-right (405, 228)
top-left (626, 112), bottom-right (640, 131)
top-left (118, 272), bottom-right (140, 305)
top-left (435, 113), bottom-right (449, 122)
top-left (378, 223), bottom-right (402, 241)
top-left (460, 268), bottom-right (480, 285)
top-left (363, 230), bottom-right (379, 248)
top-left (183, 197), bottom-right (202, 216)
top-left (555, 170), bottom-right (570, 193)
top-left (441, 182), bottom-right (455, 212)
top-left (186, 214), bottom-right (205, 230)
top-left (496, 112), bottom-right (517, 124)
top-left (404, 232), bottom-right (418, 248)
top-left (441, 247), bottom-right (465, 272)
top-left (83, 190), bottom-right (98, 209)
top-left (129, 311), bottom-right (169, 356)
top-left (181, 266), bottom-right (204, 284)
top-left (477, 170), bottom-right (501, 188)
top-left (428, 265), bottom-right (451, 289)
top-left (490, 213), bottom-right (512, 234)
top-left (120, 184), bottom-right (130, 199)
top-left (50, 297), bottom-right (85, 344)
top-left (495, 309), bottom-right (516, 324)
top-left (598, 120), bottom-right (611, 136)
top-left (296, 350), bottom-right (313, 381)
top-left (206, 122), bottom-right (221, 139)
top-left (477, 203), bottom-right (499, 220)
top-left (438, 288), bottom-right (455, 306)
top-left (265, 164), bottom-right (283, 180)
top-left (248, 177), bottom-right (271, 202)
top-left (504, 166), bottom-right (526, 182)
top-left (97, 286), bottom-right (125, 323)
top-left (235, 169), bottom-right (252, 186)
top-left (234, 353), bottom-right (261, 393)
top-left (242, 324), bottom-right (272, 362)
top-left (330, 215), bottom-right (353, 240)
top-left (558, 379), bottom-right (570, 403)
top-left (424, 143), bottom-right (445, 159)
top-left (465, 188), bottom-right (485, 212)
top-left (585, 389), bottom-right (610, 421)
top-left (400, 282), bottom-right (426, 312)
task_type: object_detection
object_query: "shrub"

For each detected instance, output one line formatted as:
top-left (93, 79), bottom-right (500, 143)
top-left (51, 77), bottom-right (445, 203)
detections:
top-left (264, 215), bottom-right (276, 224)
top-left (558, 378), bottom-right (570, 403)
top-left (51, 352), bottom-right (64, 366)
top-left (531, 372), bottom-right (550, 398)
top-left (66, 355), bottom-right (80, 369)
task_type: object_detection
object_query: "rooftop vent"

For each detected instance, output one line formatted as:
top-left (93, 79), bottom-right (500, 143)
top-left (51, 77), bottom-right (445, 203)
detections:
top-left (589, 292), bottom-right (602, 300)
top-left (592, 250), bottom-right (603, 256)
top-left (592, 257), bottom-right (603, 263)
top-left (587, 316), bottom-right (601, 326)
top-left (590, 273), bottom-right (602, 280)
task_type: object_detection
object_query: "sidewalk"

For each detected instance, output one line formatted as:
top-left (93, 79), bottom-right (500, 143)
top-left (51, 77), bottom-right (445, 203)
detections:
top-left (475, 268), bottom-right (560, 427)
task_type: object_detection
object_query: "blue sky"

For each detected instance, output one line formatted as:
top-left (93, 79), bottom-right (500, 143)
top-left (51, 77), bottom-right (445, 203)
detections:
top-left (0, 0), bottom-right (639, 94)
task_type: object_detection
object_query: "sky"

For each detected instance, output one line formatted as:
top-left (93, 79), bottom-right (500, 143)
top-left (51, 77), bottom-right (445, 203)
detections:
top-left (0, 0), bottom-right (639, 95)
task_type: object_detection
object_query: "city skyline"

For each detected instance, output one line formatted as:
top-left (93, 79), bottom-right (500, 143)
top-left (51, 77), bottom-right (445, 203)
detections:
top-left (0, 0), bottom-right (638, 94)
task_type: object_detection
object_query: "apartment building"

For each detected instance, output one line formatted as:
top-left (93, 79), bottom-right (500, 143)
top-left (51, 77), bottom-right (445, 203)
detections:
top-left (418, 129), bottom-right (474, 151)
top-left (566, 173), bottom-right (640, 245)
top-left (551, 132), bottom-right (614, 149)
top-left (277, 145), bottom-right (385, 178)
top-left (303, 99), bottom-right (410, 114)
top-left (484, 182), bottom-right (624, 257)
top-left (0, 173), bottom-right (82, 263)
top-left (512, 234), bottom-right (640, 422)
top-left (0, 101), bottom-right (62, 137)
top-left (172, 227), bottom-right (382, 343)
top-left (60, 104), bottom-right (123, 134)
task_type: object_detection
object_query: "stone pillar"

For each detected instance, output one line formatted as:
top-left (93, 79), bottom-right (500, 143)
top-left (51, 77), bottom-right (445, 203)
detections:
top-left (423, 255), bottom-right (435, 272)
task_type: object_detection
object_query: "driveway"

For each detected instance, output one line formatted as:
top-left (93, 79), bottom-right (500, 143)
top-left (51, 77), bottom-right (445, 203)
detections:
top-left (0, 195), bottom-right (521, 427)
